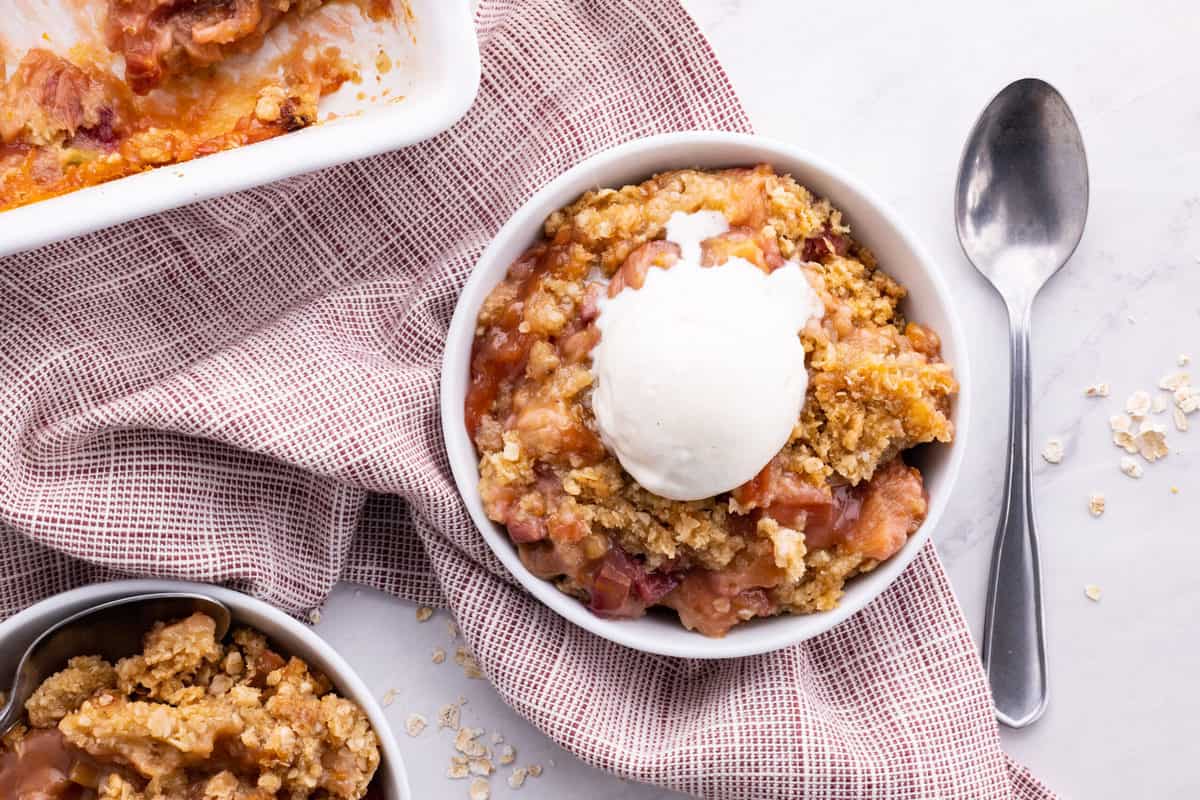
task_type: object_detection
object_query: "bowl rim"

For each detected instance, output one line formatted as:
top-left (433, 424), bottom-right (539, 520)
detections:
top-left (439, 130), bottom-right (971, 659)
top-left (0, 579), bottom-right (411, 800)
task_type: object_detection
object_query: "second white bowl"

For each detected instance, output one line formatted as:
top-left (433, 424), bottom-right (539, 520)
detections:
top-left (0, 580), bottom-right (410, 799)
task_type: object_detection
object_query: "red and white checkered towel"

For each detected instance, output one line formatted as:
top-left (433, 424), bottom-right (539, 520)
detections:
top-left (0, 1), bottom-right (1052, 797)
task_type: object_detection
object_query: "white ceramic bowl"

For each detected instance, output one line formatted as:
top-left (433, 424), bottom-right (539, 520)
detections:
top-left (0, 0), bottom-right (480, 257)
top-left (0, 580), bottom-right (410, 800)
top-left (440, 131), bottom-right (971, 659)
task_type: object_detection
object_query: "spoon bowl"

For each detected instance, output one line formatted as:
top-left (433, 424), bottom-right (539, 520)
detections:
top-left (0, 592), bottom-right (231, 734)
top-left (955, 78), bottom-right (1089, 728)
top-left (956, 78), bottom-right (1089, 303)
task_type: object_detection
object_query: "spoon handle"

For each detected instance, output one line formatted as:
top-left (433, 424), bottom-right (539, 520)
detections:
top-left (981, 304), bottom-right (1048, 728)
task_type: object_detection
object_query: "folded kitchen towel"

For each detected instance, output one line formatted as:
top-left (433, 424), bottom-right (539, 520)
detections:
top-left (0, 0), bottom-right (1053, 797)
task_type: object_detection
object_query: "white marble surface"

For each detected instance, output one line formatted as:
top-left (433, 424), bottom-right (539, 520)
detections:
top-left (316, 2), bottom-right (1200, 797)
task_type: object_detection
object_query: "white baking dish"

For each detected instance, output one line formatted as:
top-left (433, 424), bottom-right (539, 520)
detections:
top-left (0, 0), bottom-right (480, 257)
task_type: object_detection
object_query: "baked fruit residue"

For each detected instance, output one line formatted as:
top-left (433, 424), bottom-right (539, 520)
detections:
top-left (466, 165), bottom-right (958, 637)
top-left (106, 0), bottom-right (332, 95)
top-left (0, 613), bottom-right (380, 799)
top-left (0, 0), bottom-right (395, 211)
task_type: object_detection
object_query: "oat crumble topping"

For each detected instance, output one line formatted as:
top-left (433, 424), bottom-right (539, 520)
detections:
top-left (0, 613), bottom-right (380, 799)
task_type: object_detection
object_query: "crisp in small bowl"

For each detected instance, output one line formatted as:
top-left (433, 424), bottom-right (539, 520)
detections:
top-left (0, 579), bottom-right (410, 799)
top-left (440, 131), bottom-right (971, 659)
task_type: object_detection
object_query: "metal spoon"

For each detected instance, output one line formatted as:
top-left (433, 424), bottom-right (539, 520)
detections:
top-left (955, 78), bottom-right (1089, 728)
top-left (0, 592), bottom-right (231, 734)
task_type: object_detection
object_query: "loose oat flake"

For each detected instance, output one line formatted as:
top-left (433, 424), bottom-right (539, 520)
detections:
top-left (497, 743), bottom-right (516, 765)
top-left (1180, 354), bottom-right (1192, 367)
top-left (1135, 422), bottom-right (1169, 461)
top-left (1041, 438), bottom-right (1064, 464)
top-left (1176, 385), bottom-right (1200, 414)
top-left (1112, 430), bottom-right (1138, 454)
top-left (1126, 390), bottom-right (1151, 418)
top-left (382, 688), bottom-right (396, 707)
top-left (527, 764), bottom-right (543, 777)
top-left (1152, 394), bottom-right (1168, 414)
top-left (307, 607), bottom-right (322, 625)
top-left (438, 702), bottom-right (462, 731)
top-left (432, 647), bottom-right (447, 664)
top-left (1159, 371), bottom-right (1191, 392)
top-left (405, 713), bottom-right (427, 737)
top-left (1084, 382), bottom-right (1110, 398)
top-left (448, 756), bottom-right (470, 779)
top-left (455, 647), bottom-right (485, 679)
top-left (1111, 414), bottom-right (1137, 453)
top-left (455, 727), bottom-right (488, 758)
top-left (508, 767), bottom-right (528, 789)
top-left (416, 606), bottom-right (434, 622)
top-left (468, 778), bottom-right (490, 800)
top-left (1119, 456), bottom-right (1143, 478)
top-left (468, 758), bottom-right (494, 777)
top-left (1084, 584), bottom-right (1102, 602)
top-left (1174, 407), bottom-right (1189, 432)
top-left (1087, 492), bottom-right (1105, 517)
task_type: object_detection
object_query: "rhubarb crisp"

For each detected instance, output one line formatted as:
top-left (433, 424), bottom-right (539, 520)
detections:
top-left (466, 165), bottom-right (958, 636)
top-left (0, 0), bottom-right (399, 211)
top-left (0, 613), bottom-right (380, 799)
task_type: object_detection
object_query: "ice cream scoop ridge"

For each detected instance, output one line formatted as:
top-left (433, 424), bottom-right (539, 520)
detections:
top-left (589, 211), bottom-right (824, 501)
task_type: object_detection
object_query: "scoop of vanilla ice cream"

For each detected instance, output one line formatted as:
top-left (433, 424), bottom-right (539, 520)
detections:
top-left (589, 211), bottom-right (823, 501)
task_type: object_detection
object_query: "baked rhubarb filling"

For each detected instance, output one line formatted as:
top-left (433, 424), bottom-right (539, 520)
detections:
top-left (467, 165), bottom-right (957, 637)
top-left (0, 0), bottom-right (396, 211)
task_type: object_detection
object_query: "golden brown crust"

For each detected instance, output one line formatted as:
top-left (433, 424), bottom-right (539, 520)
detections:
top-left (4, 613), bottom-right (379, 799)
top-left (25, 655), bottom-right (118, 729)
